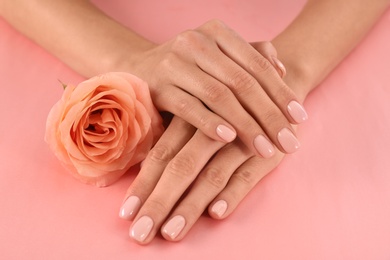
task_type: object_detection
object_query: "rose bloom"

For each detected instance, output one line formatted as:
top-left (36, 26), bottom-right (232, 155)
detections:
top-left (45, 72), bottom-right (164, 187)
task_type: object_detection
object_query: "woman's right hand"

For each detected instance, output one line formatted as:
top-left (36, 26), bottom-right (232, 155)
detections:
top-left (128, 20), bottom-right (308, 157)
top-left (120, 115), bottom-right (287, 244)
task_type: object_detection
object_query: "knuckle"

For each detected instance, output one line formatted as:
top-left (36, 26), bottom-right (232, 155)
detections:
top-left (173, 31), bottom-right (190, 49)
top-left (197, 113), bottom-right (209, 129)
top-left (261, 108), bottom-right (281, 125)
top-left (249, 54), bottom-right (272, 74)
top-left (206, 19), bottom-right (227, 30)
top-left (159, 52), bottom-right (178, 72)
top-left (200, 19), bottom-right (232, 39)
top-left (229, 70), bottom-right (257, 95)
top-left (175, 98), bottom-right (193, 118)
top-left (174, 98), bottom-right (213, 132)
top-left (147, 144), bottom-right (175, 164)
top-left (275, 83), bottom-right (295, 101)
top-left (167, 154), bottom-right (196, 178)
top-left (203, 84), bottom-right (230, 103)
top-left (234, 169), bottom-right (256, 187)
top-left (145, 197), bottom-right (170, 216)
top-left (237, 117), bottom-right (258, 135)
top-left (190, 107), bottom-right (213, 131)
top-left (173, 30), bottom-right (203, 51)
top-left (201, 167), bottom-right (226, 190)
top-left (182, 201), bottom-right (204, 217)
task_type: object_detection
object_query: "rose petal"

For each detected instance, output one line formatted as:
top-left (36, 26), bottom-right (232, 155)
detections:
top-left (45, 72), bottom-right (164, 187)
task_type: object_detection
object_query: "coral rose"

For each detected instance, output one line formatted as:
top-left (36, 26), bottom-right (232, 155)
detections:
top-left (45, 72), bottom-right (164, 187)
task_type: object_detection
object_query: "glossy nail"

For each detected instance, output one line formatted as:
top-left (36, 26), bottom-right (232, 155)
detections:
top-left (119, 196), bottom-right (141, 220)
top-left (254, 135), bottom-right (275, 158)
top-left (277, 128), bottom-right (300, 153)
top-left (211, 200), bottom-right (228, 218)
top-left (216, 124), bottom-right (237, 142)
top-left (163, 215), bottom-right (186, 240)
top-left (287, 100), bottom-right (308, 123)
top-left (271, 56), bottom-right (287, 78)
top-left (130, 216), bottom-right (154, 243)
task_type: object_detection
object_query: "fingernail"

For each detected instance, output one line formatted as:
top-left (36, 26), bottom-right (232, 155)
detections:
top-left (277, 128), bottom-right (300, 153)
top-left (271, 56), bottom-right (287, 78)
top-left (162, 215), bottom-right (186, 240)
top-left (216, 124), bottom-right (237, 142)
top-left (130, 216), bottom-right (154, 243)
top-left (254, 135), bottom-right (275, 158)
top-left (119, 196), bottom-right (141, 220)
top-left (287, 100), bottom-right (308, 123)
top-left (211, 200), bottom-right (228, 218)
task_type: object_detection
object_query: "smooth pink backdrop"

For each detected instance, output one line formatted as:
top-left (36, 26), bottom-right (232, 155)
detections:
top-left (1, 0), bottom-right (389, 259)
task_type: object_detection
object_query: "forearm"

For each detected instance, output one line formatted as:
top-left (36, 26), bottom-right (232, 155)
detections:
top-left (0, 0), bottom-right (154, 77)
top-left (273, 0), bottom-right (390, 100)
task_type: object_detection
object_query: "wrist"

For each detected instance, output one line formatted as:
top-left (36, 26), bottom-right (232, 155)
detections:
top-left (95, 28), bottom-right (156, 77)
top-left (108, 41), bottom-right (157, 76)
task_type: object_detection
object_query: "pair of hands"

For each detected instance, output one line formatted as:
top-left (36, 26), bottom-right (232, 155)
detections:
top-left (119, 20), bottom-right (307, 244)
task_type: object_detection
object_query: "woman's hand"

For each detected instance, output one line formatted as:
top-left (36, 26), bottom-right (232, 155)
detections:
top-left (119, 116), bottom-right (285, 244)
top-left (129, 20), bottom-right (307, 157)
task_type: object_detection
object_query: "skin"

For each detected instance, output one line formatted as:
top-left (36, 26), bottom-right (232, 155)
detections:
top-left (0, 0), bottom-right (304, 157)
top-left (1, 0), bottom-right (389, 244)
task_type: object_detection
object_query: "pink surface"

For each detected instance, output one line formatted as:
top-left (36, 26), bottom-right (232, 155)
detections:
top-left (1, 0), bottom-right (390, 259)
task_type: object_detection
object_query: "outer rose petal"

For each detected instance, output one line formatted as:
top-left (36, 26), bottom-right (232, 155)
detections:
top-left (45, 72), bottom-right (164, 187)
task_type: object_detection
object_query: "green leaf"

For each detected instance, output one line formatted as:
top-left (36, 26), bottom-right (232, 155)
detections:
top-left (58, 79), bottom-right (67, 90)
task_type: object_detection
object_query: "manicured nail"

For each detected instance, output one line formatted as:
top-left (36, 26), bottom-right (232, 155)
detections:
top-left (287, 100), bottom-right (308, 123)
top-left (277, 128), bottom-right (300, 153)
top-left (216, 124), bottom-right (237, 142)
top-left (130, 216), bottom-right (154, 243)
top-left (271, 56), bottom-right (287, 78)
top-left (162, 215), bottom-right (186, 240)
top-left (211, 200), bottom-right (228, 218)
top-left (119, 196), bottom-right (141, 220)
top-left (254, 135), bottom-right (275, 158)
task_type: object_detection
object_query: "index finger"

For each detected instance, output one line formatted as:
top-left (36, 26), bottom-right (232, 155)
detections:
top-left (129, 130), bottom-right (224, 244)
top-left (119, 116), bottom-right (195, 220)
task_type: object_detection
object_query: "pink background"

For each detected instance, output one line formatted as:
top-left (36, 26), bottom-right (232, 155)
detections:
top-left (1, 0), bottom-right (390, 259)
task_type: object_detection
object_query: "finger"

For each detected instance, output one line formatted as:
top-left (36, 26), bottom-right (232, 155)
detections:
top-left (160, 140), bottom-right (251, 241)
top-left (200, 20), bottom-right (308, 126)
top-left (208, 151), bottom-right (284, 219)
top-left (129, 131), bottom-right (224, 244)
top-left (152, 83), bottom-right (237, 143)
top-left (119, 117), bottom-right (195, 221)
top-left (184, 31), bottom-right (300, 154)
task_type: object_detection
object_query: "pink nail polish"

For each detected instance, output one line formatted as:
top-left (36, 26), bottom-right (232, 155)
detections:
top-left (119, 196), bottom-right (141, 220)
top-left (287, 100), bottom-right (308, 123)
top-left (271, 56), bottom-right (287, 78)
top-left (277, 128), bottom-right (300, 153)
top-left (216, 125), bottom-right (237, 142)
top-left (162, 215), bottom-right (186, 240)
top-left (254, 135), bottom-right (275, 158)
top-left (211, 200), bottom-right (228, 218)
top-left (130, 216), bottom-right (154, 242)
